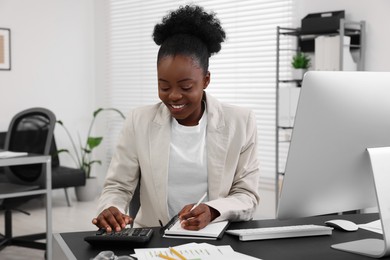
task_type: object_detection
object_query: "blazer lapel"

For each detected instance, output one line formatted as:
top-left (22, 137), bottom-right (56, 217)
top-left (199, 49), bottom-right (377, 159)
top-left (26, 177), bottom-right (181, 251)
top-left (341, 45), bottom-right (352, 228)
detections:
top-left (149, 104), bottom-right (171, 223)
top-left (205, 93), bottom-right (229, 200)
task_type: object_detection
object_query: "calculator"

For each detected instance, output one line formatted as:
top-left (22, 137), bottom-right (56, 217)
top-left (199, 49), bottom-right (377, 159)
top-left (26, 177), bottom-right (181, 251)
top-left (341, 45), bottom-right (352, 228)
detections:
top-left (84, 227), bottom-right (153, 245)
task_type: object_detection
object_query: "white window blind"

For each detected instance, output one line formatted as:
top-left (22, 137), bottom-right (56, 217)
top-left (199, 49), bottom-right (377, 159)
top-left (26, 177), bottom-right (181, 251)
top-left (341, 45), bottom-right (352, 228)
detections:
top-left (104, 0), bottom-right (293, 179)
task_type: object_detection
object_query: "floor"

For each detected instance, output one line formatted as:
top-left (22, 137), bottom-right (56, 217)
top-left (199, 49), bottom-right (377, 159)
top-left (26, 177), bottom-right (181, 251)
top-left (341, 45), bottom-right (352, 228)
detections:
top-left (0, 190), bottom-right (97, 260)
top-left (0, 181), bottom-right (276, 260)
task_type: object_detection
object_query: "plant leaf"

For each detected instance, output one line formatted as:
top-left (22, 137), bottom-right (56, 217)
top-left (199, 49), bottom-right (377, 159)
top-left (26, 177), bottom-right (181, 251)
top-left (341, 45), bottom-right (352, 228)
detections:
top-left (87, 137), bottom-right (103, 150)
top-left (57, 107), bottom-right (125, 178)
top-left (90, 160), bottom-right (102, 165)
top-left (93, 108), bottom-right (104, 118)
top-left (57, 149), bottom-right (70, 154)
top-left (291, 52), bottom-right (310, 69)
top-left (84, 160), bottom-right (102, 167)
top-left (83, 148), bottom-right (91, 154)
top-left (105, 108), bottom-right (126, 119)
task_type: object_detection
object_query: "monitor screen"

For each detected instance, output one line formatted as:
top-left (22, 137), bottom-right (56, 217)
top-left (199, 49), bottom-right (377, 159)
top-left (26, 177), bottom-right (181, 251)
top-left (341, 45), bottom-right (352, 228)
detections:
top-left (277, 71), bottom-right (390, 219)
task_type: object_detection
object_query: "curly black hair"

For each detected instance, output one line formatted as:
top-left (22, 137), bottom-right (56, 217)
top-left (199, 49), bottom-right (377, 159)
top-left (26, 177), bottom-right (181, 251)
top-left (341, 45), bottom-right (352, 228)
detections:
top-left (153, 5), bottom-right (226, 74)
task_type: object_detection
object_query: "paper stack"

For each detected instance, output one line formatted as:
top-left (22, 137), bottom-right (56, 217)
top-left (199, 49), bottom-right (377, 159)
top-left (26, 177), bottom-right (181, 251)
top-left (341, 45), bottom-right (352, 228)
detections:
top-left (133, 242), bottom-right (261, 260)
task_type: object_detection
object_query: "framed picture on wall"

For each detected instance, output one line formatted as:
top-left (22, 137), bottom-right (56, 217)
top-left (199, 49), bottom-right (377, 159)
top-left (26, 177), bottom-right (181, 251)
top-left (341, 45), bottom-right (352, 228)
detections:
top-left (0, 28), bottom-right (11, 70)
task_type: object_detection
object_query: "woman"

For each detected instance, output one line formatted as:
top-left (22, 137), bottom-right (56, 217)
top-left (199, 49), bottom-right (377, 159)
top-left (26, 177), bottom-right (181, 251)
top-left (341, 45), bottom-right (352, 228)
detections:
top-left (93, 5), bottom-right (260, 232)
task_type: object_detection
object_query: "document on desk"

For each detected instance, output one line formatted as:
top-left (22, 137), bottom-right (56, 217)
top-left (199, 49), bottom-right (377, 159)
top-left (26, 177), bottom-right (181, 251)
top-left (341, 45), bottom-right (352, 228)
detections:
top-left (163, 219), bottom-right (229, 240)
top-left (134, 242), bottom-right (261, 260)
top-left (0, 151), bottom-right (28, 159)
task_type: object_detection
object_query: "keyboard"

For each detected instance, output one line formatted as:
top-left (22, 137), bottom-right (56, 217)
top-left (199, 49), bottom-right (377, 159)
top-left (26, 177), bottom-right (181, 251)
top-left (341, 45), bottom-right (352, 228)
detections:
top-left (84, 227), bottom-right (153, 245)
top-left (226, 224), bottom-right (333, 241)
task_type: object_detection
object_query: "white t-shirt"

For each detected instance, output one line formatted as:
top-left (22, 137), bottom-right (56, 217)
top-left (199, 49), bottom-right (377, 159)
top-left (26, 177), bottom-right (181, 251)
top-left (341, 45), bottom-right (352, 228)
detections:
top-left (167, 110), bottom-right (208, 218)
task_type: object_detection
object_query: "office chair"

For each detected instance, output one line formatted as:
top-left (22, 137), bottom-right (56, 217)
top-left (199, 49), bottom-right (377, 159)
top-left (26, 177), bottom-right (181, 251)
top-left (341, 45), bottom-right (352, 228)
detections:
top-left (1, 123), bottom-right (85, 208)
top-left (50, 136), bottom-right (85, 207)
top-left (0, 107), bottom-right (56, 251)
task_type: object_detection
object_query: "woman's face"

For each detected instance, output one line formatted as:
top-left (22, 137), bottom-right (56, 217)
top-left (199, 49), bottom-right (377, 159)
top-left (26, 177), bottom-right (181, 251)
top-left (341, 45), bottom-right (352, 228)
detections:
top-left (157, 55), bottom-right (210, 126)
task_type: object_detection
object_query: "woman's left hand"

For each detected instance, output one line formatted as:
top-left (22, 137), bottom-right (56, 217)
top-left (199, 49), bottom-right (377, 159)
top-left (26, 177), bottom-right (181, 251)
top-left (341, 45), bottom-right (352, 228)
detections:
top-left (178, 203), bottom-right (220, 230)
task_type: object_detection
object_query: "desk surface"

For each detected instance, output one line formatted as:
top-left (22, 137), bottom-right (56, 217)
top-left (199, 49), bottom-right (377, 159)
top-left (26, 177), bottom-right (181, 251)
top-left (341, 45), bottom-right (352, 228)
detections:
top-left (54, 213), bottom-right (389, 260)
top-left (0, 153), bottom-right (50, 166)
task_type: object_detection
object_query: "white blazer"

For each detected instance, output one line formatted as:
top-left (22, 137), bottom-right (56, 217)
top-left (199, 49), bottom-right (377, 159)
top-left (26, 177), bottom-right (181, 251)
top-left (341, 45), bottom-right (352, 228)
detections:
top-left (97, 92), bottom-right (260, 227)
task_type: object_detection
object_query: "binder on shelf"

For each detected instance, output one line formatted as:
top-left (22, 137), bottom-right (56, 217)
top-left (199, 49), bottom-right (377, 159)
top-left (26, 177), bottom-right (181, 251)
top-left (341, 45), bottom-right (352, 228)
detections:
top-left (301, 10), bottom-right (345, 34)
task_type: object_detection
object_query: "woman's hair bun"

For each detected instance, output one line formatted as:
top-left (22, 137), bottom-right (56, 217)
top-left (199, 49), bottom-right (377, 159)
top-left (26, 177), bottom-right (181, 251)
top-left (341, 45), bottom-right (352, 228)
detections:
top-left (153, 5), bottom-right (226, 55)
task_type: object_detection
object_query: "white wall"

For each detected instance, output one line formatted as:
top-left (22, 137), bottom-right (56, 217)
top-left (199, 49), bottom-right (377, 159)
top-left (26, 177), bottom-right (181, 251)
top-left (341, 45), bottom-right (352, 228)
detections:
top-left (0, 0), bottom-right (97, 169)
top-left (294, 0), bottom-right (390, 71)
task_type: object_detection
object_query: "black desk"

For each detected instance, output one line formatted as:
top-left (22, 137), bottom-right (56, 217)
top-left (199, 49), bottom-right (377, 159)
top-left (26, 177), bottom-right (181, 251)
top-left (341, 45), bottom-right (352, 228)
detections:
top-left (53, 213), bottom-right (387, 260)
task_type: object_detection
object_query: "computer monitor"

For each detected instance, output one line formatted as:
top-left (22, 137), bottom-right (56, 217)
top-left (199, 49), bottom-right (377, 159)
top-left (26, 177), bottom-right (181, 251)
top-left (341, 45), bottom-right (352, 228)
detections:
top-left (277, 71), bottom-right (390, 219)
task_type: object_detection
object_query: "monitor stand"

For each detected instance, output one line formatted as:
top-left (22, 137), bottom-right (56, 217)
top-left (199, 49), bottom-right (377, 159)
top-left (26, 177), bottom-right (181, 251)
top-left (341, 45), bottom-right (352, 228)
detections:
top-left (331, 147), bottom-right (390, 258)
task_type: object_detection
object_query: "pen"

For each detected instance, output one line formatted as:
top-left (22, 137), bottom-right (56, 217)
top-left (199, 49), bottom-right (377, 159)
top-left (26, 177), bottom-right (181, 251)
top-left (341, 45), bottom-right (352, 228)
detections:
top-left (158, 253), bottom-right (176, 260)
top-left (190, 192), bottom-right (207, 211)
top-left (170, 247), bottom-right (187, 260)
top-left (179, 192), bottom-right (207, 224)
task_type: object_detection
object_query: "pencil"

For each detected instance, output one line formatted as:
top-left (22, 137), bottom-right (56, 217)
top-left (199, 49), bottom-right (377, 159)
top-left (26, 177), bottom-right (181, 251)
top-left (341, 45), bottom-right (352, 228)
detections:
top-left (158, 253), bottom-right (176, 260)
top-left (170, 247), bottom-right (187, 260)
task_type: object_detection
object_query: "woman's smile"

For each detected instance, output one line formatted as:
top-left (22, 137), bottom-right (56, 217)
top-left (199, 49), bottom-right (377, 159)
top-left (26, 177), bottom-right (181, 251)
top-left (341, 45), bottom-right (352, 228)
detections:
top-left (158, 55), bottom-right (209, 126)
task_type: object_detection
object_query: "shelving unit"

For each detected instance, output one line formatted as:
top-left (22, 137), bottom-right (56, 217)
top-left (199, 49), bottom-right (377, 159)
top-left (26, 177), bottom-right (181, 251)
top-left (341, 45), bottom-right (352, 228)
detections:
top-left (275, 19), bottom-right (366, 210)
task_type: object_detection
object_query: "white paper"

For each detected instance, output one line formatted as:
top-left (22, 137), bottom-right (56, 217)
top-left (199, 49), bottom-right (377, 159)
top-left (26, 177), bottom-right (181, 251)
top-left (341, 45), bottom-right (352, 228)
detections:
top-left (0, 151), bottom-right (28, 159)
top-left (134, 243), bottom-right (262, 260)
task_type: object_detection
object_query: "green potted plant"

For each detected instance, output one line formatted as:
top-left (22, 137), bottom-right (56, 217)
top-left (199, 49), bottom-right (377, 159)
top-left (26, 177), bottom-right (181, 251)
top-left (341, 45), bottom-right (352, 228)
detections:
top-left (291, 52), bottom-right (311, 80)
top-left (57, 108), bottom-right (125, 201)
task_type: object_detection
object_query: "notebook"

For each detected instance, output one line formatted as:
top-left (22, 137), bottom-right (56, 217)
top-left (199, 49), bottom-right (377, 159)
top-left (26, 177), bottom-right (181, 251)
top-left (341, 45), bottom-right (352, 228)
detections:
top-left (162, 215), bottom-right (229, 240)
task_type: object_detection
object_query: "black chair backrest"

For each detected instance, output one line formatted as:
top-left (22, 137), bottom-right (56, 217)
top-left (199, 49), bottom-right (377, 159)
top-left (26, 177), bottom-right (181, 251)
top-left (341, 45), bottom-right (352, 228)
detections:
top-left (49, 136), bottom-right (60, 168)
top-left (0, 131), bottom-right (6, 149)
top-left (4, 108), bottom-right (56, 186)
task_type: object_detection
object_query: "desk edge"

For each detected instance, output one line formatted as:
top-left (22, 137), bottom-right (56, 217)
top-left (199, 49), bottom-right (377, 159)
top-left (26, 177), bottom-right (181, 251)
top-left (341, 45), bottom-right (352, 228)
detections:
top-left (53, 233), bottom-right (77, 260)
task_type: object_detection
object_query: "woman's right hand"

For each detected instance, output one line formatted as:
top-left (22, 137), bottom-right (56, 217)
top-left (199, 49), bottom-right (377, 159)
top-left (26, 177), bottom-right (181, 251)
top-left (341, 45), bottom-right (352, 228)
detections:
top-left (92, 206), bottom-right (133, 232)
